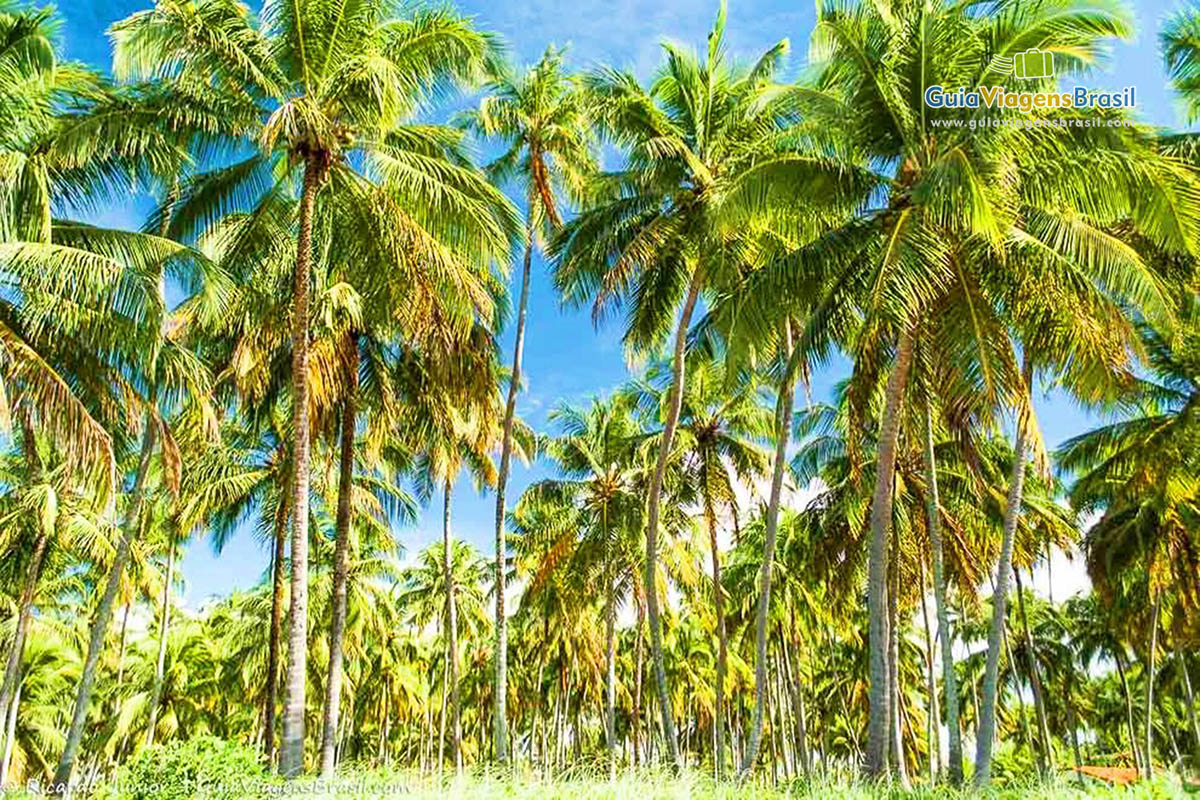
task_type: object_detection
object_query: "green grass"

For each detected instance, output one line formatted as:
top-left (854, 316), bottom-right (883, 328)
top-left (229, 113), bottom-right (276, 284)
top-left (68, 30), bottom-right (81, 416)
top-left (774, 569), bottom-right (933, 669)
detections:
top-left (265, 768), bottom-right (1190, 799)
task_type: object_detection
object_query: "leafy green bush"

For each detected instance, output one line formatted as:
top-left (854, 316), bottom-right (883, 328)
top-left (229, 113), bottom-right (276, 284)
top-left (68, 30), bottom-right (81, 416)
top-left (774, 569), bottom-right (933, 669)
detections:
top-left (98, 736), bottom-right (269, 800)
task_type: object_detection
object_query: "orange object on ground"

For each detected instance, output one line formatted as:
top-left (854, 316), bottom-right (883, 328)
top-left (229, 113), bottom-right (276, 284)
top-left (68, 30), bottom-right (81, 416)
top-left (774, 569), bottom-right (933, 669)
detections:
top-left (1071, 766), bottom-right (1140, 785)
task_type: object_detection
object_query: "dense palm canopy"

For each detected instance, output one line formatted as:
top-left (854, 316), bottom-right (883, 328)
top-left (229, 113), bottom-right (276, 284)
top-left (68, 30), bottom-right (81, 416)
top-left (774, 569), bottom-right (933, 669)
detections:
top-left (1, 0), bottom-right (1200, 795)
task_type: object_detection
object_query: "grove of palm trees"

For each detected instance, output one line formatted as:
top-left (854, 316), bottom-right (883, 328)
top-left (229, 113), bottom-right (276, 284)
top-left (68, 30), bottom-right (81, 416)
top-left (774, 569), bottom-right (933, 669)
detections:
top-left (2, 0), bottom-right (1200, 796)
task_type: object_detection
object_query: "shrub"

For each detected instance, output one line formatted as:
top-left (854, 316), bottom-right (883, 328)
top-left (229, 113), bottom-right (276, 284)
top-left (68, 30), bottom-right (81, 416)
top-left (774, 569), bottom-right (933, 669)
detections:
top-left (99, 736), bottom-right (269, 800)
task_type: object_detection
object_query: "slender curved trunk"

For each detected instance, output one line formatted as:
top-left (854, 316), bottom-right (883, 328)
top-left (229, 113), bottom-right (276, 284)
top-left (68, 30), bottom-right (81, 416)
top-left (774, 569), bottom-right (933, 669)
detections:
top-left (780, 624), bottom-right (810, 776)
top-left (918, 560), bottom-right (940, 784)
top-left (0, 532), bottom-right (48, 764)
top-left (888, 542), bottom-right (910, 788)
top-left (280, 152), bottom-right (322, 779)
top-left (264, 507), bottom-right (287, 765)
top-left (319, 336), bottom-right (359, 778)
top-left (973, 421), bottom-right (1029, 788)
top-left (437, 648), bottom-right (448, 776)
top-left (645, 272), bottom-right (703, 772)
top-left (1115, 648), bottom-right (1141, 769)
top-left (1014, 569), bottom-right (1052, 776)
top-left (740, 321), bottom-right (798, 776)
top-left (52, 422), bottom-right (155, 793)
top-left (865, 328), bottom-right (915, 778)
top-left (922, 400), bottom-right (962, 784)
top-left (604, 570), bottom-right (617, 779)
top-left (1179, 645), bottom-right (1200, 761)
top-left (0, 680), bottom-right (18, 785)
top-left (633, 597), bottom-right (644, 767)
top-left (703, 487), bottom-right (727, 779)
top-left (0, 414), bottom-right (47, 763)
top-left (1067, 675), bottom-right (1084, 788)
top-left (493, 223), bottom-right (535, 764)
top-left (1144, 592), bottom-right (1161, 780)
top-left (145, 538), bottom-right (176, 748)
top-left (442, 481), bottom-right (462, 775)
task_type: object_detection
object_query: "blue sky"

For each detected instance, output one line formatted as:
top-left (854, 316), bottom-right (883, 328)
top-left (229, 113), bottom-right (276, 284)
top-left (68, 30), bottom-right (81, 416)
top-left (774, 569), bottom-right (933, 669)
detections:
top-left (56, 0), bottom-right (1194, 606)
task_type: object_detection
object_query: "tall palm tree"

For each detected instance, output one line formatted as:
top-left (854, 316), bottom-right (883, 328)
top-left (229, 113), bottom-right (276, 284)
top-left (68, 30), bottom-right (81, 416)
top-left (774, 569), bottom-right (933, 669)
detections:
top-left (460, 46), bottom-right (596, 760)
top-left (769, 0), bottom-right (1200, 779)
top-left (630, 353), bottom-right (768, 777)
top-left (551, 4), bottom-right (859, 766)
top-left (111, 0), bottom-right (519, 775)
top-left (518, 395), bottom-right (643, 774)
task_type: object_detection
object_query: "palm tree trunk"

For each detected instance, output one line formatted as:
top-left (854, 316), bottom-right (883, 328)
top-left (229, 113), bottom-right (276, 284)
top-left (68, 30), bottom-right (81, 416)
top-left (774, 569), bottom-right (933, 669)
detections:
top-left (1178, 645), bottom-right (1200, 760)
top-left (0, 532), bottom-right (48, 765)
top-left (703, 492), bottom-right (727, 779)
top-left (0, 414), bottom-right (47, 764)
top-left (888, 544), bottom-right (910, 788)
top-left (1014, 569), bottom-right (1052, 776)
top-left (52, 421), bottom-right (156, 792)
top-left (437, 648), bottom-right (448, 777)
top-left (633, 597), bottom-right (644, 767)
top-left (442, 481), bottom-right (462, 775)
top-left (493, 223), bottom-right (536, 764)
top-left (320, 338), bottom-right (359, 779)
top-left (604, 569), bottom-right (617, 779)
top-left (918, 560), bottom-right (940, 784)
top-left (145, 537), bottom-right (176, 748)
top-left (781, 617), bottom-right (810, 776)
top-left (264, 507), bottom-right (287, 766)
top-left (1144, 591), bottom-right (1161, 780)
top-left (644, 272), bottom-right (703, 772)
top-left (922, 399), bottom-right (962, 784)
top-left (863, 328), bottom-right (915, 777)
top-left (973, 420), bottom-right (1029, 788)
top-left (1066, 676), bottom-right (1084, 788)
top-left (740, 320), bottom-right (798, 776)
top-left (1115, 647), bottom-right (1141, 770)
top-left (280, 151), bottom-right (323, 779)
top-left (0, 680), bottom-right (18, 786)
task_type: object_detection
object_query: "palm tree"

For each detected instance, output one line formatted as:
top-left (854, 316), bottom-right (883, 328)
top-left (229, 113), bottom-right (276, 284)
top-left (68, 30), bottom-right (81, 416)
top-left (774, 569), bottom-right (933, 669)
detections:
top-left (551, 4), bottom-right (859, 767)
top-left (630, 354), bottom-right (768, 777)
top-left (770, 0), bottom-right (1200, 779)
top-left (518, 394), bottom-right (644, 774)
top-left (110, 0), bottom-right (518, 776)
top-left (460, 46), bottom-right (596, 760)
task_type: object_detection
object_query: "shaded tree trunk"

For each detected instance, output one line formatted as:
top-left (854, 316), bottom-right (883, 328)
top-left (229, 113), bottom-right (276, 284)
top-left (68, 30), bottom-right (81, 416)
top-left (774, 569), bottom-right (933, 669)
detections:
top-left (1178, 645), bottom-right (1200, 761)
top-left (442, 481), bottom-right (462, 775)
top-left (280, 151), bottom-right (323, 779)
top-left (1066, 676), bottom-right (1084, 788)
top-left (633, 597), bottom-right (644, 767)
top-left (264, 506), bottom-right (287, 766)
top-left (973, 418), bottom-right (1029, 788)
top-left (320, 333), bottom-right (359, 778)
top-left (146, 537), bottom-right (176, 747)
top-left (1144, 592), bottom-right (1161, 780)
top-left (1115, 647), bottom-right (1142, 770)
top-left (1014, 569), bottom-right (1052, 776)
top-left (644, 272), bottom-right (703, 772)
top-left (703, 488), bottom-right (727, 779)
top-left (922, 399), bottom-right (962, 784)
top-left (493, 224), bottom-right (537, 764)
top-left (604, 569), bottom-right (617, 779)
top-left (781, 622), bottom-right (810, 776)
top-left (865, 328), bottom-right (915, 777)
top-left (740, 320), bottom-right (798, 776)
top-left (52, 422), bottom-right (156, 792)
top-left (918, 560), bottom-right (940, 784)
top-left (0, 680), bottom-right (18, 786)
top-left (888, 543), bottom-right (910, 788)
top-left (0, 413), bottom-right (47, 765)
